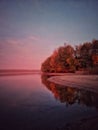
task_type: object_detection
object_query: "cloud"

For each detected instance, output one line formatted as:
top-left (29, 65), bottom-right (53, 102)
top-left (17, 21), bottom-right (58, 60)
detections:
top-left (5, 35), bottom-right (42, 45)
top-left (6, 39), bottom-right (21, 45)
top-left (28, 35), bottom-right (52, 45)
top-left (1, 36), bottom-right (39, 54)
top-left (0, 35), bottom-right (53, 69)
top-left (0, 34), bottom-right (51, 56)
top-left (28, 35), bottom-right (41, 41)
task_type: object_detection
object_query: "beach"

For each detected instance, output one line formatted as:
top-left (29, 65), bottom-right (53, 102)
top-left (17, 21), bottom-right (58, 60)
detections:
top-left (48, 74), bottom-right (98, 93)
top-left (48, 74), bottom-right (98, 130)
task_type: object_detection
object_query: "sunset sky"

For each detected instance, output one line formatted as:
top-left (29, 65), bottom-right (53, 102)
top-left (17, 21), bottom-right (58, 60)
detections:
top-left (0, 0), bottom-right (98, 69)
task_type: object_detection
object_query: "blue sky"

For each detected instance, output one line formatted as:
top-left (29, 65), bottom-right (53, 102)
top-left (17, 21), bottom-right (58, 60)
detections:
top-left (0, 0), bottom-right (98, 69)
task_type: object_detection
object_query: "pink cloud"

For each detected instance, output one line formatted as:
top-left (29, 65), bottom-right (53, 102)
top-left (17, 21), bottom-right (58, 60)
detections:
top-left (28, 35), bottom-right (41, 41)
top-left (28, 35), bottom-right (51, 44)
top-left (0, 35), bottom-right (53, 69)
top-left (6, 39), bottom-right (21, 45)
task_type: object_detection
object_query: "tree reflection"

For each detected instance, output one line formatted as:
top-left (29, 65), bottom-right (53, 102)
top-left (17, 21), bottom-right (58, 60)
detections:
top-left (41, 74), bottom-right (98, 109)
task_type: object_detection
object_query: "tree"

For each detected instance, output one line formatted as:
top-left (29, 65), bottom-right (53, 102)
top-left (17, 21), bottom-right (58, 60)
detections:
top-left (41, 44), bottom-right (75, 73)
top-left (41, 57), bottom-right (51, 72)
top-left (74, 42), bottom-right (92, 69)
top-left (41, 39), bottom-right (98, 73)
top-left (91, 39), bottom-right (98, 67)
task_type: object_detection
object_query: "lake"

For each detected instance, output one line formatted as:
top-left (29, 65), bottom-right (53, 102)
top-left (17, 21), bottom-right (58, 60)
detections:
top-left (0, 74), bottom-right (98, 130)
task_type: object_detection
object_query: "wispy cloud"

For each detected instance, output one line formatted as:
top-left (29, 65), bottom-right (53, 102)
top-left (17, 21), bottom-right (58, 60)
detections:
top-left (0, 35), bottom-right (47, 69)
top-left (28, 35), bottom-right (41, 41)
top-left (6, 39), bottom-right (21, 45)
top-left (27, 35), bottom-right (51, 45)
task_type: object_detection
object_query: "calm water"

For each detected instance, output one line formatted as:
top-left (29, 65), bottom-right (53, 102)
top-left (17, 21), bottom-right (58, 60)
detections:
top-left (0, 74), bottom-right (98, 130)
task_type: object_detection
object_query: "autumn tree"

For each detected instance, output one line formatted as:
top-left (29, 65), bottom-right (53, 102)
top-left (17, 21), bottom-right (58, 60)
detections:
top-left (41, 39), bottom-right (98, 73)
top-left (41, 44), bottom-right (75, 72)
top-left (41, 57), bottom-right (51, 72)
top-left (74, 42), bottom-right (92, 69)
top-left (91, 39), bottom-right (98, 67)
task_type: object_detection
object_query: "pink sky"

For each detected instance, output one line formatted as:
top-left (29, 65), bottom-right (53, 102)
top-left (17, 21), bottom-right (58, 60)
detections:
top-left (0, 0), bottom-right (98, 69)
top-left (0, 36), bottom-right (56, 69)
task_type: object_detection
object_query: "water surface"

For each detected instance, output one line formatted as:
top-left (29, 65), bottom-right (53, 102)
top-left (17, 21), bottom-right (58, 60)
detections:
top-left (0, 74), bottom-right (98, 130)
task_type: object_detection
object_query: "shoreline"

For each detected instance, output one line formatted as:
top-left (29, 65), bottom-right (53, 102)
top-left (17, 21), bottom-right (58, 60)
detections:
top-left (48, 74), bottom-right (98, 93)
top-left (48, 74), bottom-right (98, 129)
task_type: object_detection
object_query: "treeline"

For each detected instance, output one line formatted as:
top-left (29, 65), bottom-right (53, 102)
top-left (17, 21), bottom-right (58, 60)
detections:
top-left (41, 39), bottom-right (98, 73)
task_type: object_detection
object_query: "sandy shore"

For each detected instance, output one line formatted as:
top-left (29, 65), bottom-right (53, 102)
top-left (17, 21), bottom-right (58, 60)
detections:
top-left (48, 74), bottom-right (98, 93)
top-left (48, 74), bottom-right (98, 130)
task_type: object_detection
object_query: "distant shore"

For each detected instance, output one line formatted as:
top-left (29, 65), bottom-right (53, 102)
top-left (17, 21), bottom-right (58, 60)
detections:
top-left (0, 69), bottom-right (41, 76)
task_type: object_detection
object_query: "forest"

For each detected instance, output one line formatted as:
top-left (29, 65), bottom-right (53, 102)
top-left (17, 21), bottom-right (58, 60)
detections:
top-left (41, 39), bottom-right (98, 74)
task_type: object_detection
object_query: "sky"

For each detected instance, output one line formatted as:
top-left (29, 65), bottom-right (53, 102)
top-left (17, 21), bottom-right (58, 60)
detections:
top-left (0, 0), bottom-right (98, 69)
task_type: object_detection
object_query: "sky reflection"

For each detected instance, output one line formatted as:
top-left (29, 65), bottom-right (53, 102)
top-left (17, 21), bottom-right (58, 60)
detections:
top-left (0, 74), bottom-right (98, 130)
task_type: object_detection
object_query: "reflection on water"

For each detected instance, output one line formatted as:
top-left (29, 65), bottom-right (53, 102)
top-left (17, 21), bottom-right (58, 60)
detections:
top-left (0, 74), bottom-right (98, 130)
top-left (41, 74), bottom-right (98, 109)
